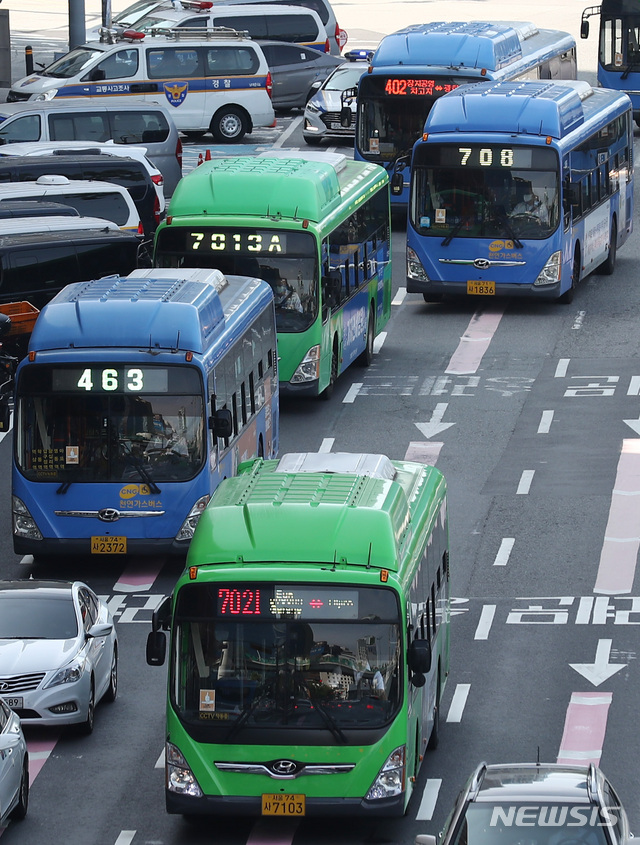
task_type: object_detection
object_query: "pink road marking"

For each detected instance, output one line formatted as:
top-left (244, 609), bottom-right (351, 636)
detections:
top-left (594, 439), bottom-right (640, 594)
top-left (114, 559), bottom-right (164, 593)
top-left (556, 692), bottom-right (612, 766)
top-left (246, 818), bottom-right (300, 845)
top-left (404, 442), bottom-right (443, 464)
top-left (445, 308), bottom-right (504, 375)
top-left (27, 733), bottom-right (60, 784)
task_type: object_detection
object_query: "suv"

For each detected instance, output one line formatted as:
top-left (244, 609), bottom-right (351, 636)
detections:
top-left (7, 31), bottom-right (275, 143)
top-left (0, 151), bottom-right (163, 234)
top-left (416, 762), bottom-right (632, 845)
top-left (0, 101), bottom-right (182, 195)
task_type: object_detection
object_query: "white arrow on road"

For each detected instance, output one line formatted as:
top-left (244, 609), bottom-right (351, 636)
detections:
top-left (569, 639), bottom-right (627, 687)
top-left (623, 415), bottom-right (640, 435)
top-left (415, 403), bottom-right (455, 439)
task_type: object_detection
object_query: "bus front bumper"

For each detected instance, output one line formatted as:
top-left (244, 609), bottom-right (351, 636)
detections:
top-left (13, 535), bottom-right (190, 558)
top-left (166, 791), bottom-right (406, 817)
top-left (279, 378), bottom-right (321, 398)
top-left (406, 277), bottom-right (564, 300)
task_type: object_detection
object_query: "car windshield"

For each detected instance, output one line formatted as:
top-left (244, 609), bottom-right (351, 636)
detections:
top-left (42, 47), bottom-right (105, 79)
top-left (324, 64), bottom-right (365, 91)
top-left (0, 594), bottom-right (78, 639)
top-left (449, 804), bottom-right (611, 845)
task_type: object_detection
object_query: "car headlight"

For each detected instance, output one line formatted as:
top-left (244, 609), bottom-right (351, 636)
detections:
top-left (35, 89), bottom-right (59, 101)
top-left (44, 656), bottom-right (87, 689)
top-left (305, 101), bottom-right (321, 114)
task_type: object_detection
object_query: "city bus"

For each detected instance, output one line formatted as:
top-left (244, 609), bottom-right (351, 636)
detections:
top-left (11, 267), bottom-right (279, 558)
top-left (153, 152), bottom-right (392, 399)
top-left (581, 0), bottom-right (640, 125)
top-left (406, 79), bottom-right (633, 303)
top-left (355, 20), bottom-right (577, 207)
top-left (146, 451), bottom-right (450, 817)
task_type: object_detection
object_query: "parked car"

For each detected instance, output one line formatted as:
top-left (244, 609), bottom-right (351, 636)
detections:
top-left (303, 48), bottom-right (372, 144)
top-left (257, 40), bottom-right (342, 110)
top-left (416, 762), bottom-right (632, 845)
top-left (0, 148), bottom-right (165, 234)
top-left (0, 100), bottom-right (183, 196)
top-left (0, 697), bottom-right (28, 826)
top-left (0, 200), bottom-right (79, 219)
top-left (0, 580), bottom-right (118, 733)
top-left (86, 0), bottom-right (175, 39)
top-left (0, 175), bottom-right (142, 233)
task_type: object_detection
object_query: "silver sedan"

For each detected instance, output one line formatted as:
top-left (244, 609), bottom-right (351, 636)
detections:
top-left (0, 580), bottom-right (118, 734)
top-left (0, 696), bottom-right (28, 826)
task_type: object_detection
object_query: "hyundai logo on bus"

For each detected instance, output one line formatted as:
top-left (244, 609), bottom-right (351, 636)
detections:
top-left (490, 806), bottom-right (623, 828)
top-left (270, 760), bottom-right (298, 776)
top-left (98, 508), bottom-right (121, 523)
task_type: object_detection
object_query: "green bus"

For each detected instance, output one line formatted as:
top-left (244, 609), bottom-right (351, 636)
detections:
top-left (153, 152), bottom-right (392, 399)
top-left (147, 451), bottom-right (450, 817)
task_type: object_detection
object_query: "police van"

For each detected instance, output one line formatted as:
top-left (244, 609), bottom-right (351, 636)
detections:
top-left (7, 28), bottom-right (275, 143)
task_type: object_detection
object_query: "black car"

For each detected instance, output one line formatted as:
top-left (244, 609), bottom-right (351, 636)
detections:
top-left (0, 153), bottom-right (160, 235)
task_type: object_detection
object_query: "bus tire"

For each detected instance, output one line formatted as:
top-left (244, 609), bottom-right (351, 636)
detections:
top-left (422, 293), bottom-right (444, 303)
top-left (210, 107), bottom-right (248, 143)
top-left (600, 220), bottom-right (617, 276)
top-left (320, 340), bottom-right (338, 400)
top-left (357, 306), bottom-right (375, 367)
top-left (559, 251), bottom-right (580, 304)
top-left (427, 669), bottom-right (441, 751)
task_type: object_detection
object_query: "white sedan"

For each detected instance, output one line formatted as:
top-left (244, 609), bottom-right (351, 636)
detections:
top-left (0, 581), bottom-right (118, 734)
top-left (0, 696), bottom-right (28, 826)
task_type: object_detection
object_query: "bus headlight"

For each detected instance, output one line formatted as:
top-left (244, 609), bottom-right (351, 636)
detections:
top-left (407, 247), bottom-right (430, 282)
top-left (533, 250), bottom-right (562, 287)
top-left (166, 742), bottom-right (203, 797)
top-left (12, 495), bottom-right (43, 541)
top-left (175, 494), bottom-right (210, 541)
top-left (290, 345), bottom-right (321, 383)
top-left (365, 745), bottom-right (406, 800)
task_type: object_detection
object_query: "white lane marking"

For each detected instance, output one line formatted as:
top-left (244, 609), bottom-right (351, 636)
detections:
top-left (517, 470), bottom-right (535, 495)
top-left (114, 833), bottom-right (136, 845)
top-left (416, 778), bottom-right (442, 821)
top-left (446, 684), bottom-right (471, 722)
top-left (555, 358), bottom-right (570, 378)
top-left (373, 331), bottom-right (387, 353)
top-left (493, 538), bottom-right (515, 567)
top-left (318, 438), bottom-right (334, 453)
top-left (342, 383), bottom-right (362, 403)
top-left (474, 605), bottom-right (496, 640)
top-left (538, 410), bottom-right (554, 434)
top-left (392, 287), bottom-right (406, 305)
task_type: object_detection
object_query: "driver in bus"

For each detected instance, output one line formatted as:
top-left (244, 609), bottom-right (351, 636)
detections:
top-left (274, 278), bottom-right (303, 312)
top-left (511, 189), bottom-right (549, 224)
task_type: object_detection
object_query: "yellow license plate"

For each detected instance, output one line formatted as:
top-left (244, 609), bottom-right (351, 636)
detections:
top-left (91, 536), bottom-right (127, 554)
top-left (467, 280), bottom-right (495, 295)
top-left (261, 794), bottom-right (305, 816)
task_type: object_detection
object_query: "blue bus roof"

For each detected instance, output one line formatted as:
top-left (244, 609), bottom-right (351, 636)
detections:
top-left (370, 20), bottom-right (575, 75)
top-left (422, 80), bottom-right (631, 140)
top-left (28, 268), bottom-right (273, 355)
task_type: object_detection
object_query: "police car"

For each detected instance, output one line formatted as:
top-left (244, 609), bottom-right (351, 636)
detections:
top-left (7, 28), bottom-right (275, 142)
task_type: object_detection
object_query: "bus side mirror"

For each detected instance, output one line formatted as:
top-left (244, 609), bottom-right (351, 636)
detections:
top-left (209, 406), bottom-right (233, 439)
top-left (408, 638), bottom-right (432, 682)
top-left (340, 105), bottom-right (352, 128)
top-left (390, 171), bottom-right (404, 196)
top-left (581, 20), bottom-right (589, 39)
top-left (146, 630), bottom-right (166, 666)
top-left (0, 398), bottom-right (10, 433)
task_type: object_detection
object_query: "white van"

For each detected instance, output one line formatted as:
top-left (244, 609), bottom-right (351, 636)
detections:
top-left (132, 3), bottom-right (329, 52)
top-left (7, 30), bottom-right (275, 143)
top-left (0, 175), bottom-right (141, 232)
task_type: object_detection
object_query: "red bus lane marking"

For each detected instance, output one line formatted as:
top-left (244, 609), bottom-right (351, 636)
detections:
top-left (114, 558), bottom-right (164, 593)
top-left (1, 733), bottom-right (61, 834)
top-left (445, 308), bottom-right (504, 375)
top-left (556, 692), bottom-right (612, 766)
top-left (594, 439), bottom-right (640, 594)
top-left (247, 818), bottom-right (300, 845)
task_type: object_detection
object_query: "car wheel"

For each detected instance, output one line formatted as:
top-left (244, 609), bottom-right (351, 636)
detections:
top-left (183, 130), bottom-right (206, 140)
top-left (79, 678), bottom-right (95, 735)
top-left (210, 107), bottom-right (247, 143)
top-left (303, 135), bottom-right (322, 146)
top-left (9, 756), bottom-right (29, 820)
top-left (104, 645), bottom-right (118, 703)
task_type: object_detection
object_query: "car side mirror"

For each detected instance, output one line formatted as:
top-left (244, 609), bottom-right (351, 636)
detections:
top-left (90, 68), bottom-right (106, 81)
top-left (86, 622), bottom-right (113, 639)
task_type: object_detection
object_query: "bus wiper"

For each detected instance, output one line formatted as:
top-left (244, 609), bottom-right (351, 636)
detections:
top-left (224, 681), bottom-right (275, 743)
top-left (621, 60), bottom-right (640, 80)
top-left (441, 214), bottom-right (473, 247)
top-left (494, 211), bottom-right (523, 249)
top-left (309, 697), bottom-right (347, 743)
top-left (122, 444), bottom-right (161, 494)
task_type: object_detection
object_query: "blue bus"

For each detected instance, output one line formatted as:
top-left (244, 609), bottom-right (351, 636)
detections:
top-left (354, 21), bottom-right (577, 207)
top-left (11, 268), bottom-right (279, 558)
top-left (581, 0), bottom-right (640, 126)
top-left (406, 80), bottom-right (634, 303)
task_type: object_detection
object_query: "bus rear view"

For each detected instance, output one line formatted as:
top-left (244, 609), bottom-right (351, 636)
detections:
top-left (147, 452), bottom-right (450, 817)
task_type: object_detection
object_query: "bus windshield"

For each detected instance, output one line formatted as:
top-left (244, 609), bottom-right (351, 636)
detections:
top-left (357, 75), bottom-right (472, 163)
top-left (171, 583), bottom-right (402, 733)
top-left (15, 364), bottom-right (205, 484)
top-left (154, 227), bottom-right (318, 333)
top-left (410, 142), bottom-right (560, 240)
